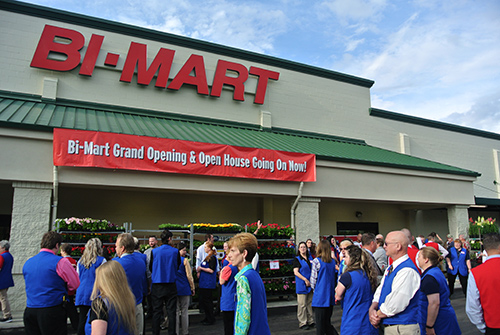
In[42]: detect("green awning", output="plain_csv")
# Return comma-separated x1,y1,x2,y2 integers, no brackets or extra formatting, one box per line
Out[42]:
0,94,480,177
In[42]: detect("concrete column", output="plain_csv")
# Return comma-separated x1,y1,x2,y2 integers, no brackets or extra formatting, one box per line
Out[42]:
9,181,53,312
295,197,321,245
447,205,470,239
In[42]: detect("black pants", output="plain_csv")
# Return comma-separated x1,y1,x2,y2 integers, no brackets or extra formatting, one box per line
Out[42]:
448,272,468,296
199,288,215,324
314,306,338,335
66,296,79,331
151,283,177,335
222,310,235,335
24,304,67,335
486,328,500,335
76,305,90,335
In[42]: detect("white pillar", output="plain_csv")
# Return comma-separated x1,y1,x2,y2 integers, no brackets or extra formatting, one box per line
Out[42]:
447,205,470,239
9,181,53,312
295,197,321,245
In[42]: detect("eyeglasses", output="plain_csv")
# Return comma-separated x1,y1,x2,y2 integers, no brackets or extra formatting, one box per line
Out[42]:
339,247,347,251
384,242,398,246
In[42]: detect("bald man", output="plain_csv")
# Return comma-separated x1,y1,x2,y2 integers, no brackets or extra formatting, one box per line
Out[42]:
369,231,421,335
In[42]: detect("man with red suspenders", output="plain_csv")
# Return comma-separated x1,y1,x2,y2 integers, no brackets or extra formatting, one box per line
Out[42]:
466,233,500,334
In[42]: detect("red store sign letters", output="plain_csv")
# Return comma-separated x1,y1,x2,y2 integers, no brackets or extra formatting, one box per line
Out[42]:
30,25,280,104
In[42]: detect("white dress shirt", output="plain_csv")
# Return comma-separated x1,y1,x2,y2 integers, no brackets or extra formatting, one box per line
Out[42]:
373,254,421,317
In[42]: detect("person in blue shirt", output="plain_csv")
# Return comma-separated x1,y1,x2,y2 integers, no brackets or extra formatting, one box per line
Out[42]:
176,242,195,335
293,241,314,330
0,240,14,323
335,245,378,335
369,231,421,333
113,233,148,335
418,247,461,335
228,232,271,335
23,231,80,335
445,239,471,296
85,260,136,335
310,239,338,335
220,242,238,335
76,238,106,335
149,229,181,335
196,241,218,325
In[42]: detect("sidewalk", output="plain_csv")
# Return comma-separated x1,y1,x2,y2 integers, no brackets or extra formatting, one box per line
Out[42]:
1,290,480,334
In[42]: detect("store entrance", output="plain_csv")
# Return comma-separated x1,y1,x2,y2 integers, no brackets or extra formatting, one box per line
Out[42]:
336,221,379,235
0,214,11,240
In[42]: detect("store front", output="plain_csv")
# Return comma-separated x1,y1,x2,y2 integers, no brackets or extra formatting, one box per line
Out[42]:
0,1,483,311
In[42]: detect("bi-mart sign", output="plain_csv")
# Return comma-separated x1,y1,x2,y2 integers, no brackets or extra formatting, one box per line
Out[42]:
31,25,280,104
53,128,316,182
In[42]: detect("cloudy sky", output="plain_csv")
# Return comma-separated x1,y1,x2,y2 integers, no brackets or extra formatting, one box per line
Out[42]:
24,0,500,133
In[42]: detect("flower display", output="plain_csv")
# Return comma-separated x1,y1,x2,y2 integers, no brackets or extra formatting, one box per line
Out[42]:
263,278,296,295
469,217,498,236
189,223,242,233
69,246,85,257
258,242,296,260
259,260,294,277
470,241,482,250
60,232,119,244
246,222,294,239
158,223,188,230
140,244,151,253
65,244,116,258
55,217,125,232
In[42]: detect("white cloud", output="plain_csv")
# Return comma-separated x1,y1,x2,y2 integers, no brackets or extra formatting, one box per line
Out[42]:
443,92,500,133
331,2,500,129
111,1,288,54
321,0,388,22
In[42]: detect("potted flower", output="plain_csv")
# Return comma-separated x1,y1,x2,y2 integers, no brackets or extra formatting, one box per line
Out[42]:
246,222,294,239
189,223,242,234
158,223,188,230
469,217,498,237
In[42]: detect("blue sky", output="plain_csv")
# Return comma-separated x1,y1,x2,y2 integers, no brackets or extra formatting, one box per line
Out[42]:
24,0,500,133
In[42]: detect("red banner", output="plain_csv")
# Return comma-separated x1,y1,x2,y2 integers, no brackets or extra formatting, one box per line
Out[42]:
53,128,316,182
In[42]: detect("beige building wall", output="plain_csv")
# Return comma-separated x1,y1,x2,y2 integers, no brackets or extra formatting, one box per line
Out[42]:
0,8,494,207
362,119,500,200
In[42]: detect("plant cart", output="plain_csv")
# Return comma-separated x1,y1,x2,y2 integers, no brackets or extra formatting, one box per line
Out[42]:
468,216,499,267
54,217,128,259
245,222,296,298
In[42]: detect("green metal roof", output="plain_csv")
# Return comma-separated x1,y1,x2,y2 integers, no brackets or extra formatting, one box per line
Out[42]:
0,95,479,177
371,108,500,141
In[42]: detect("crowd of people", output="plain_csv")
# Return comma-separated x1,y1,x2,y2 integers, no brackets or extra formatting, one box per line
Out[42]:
9,227,269,335
0,225,499,335
292,230,500,335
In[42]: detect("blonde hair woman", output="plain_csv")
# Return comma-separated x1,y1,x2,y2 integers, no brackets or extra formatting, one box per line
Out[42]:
86,260,136,335
310,239,338,335
75,238,106,335
335,245,378,334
